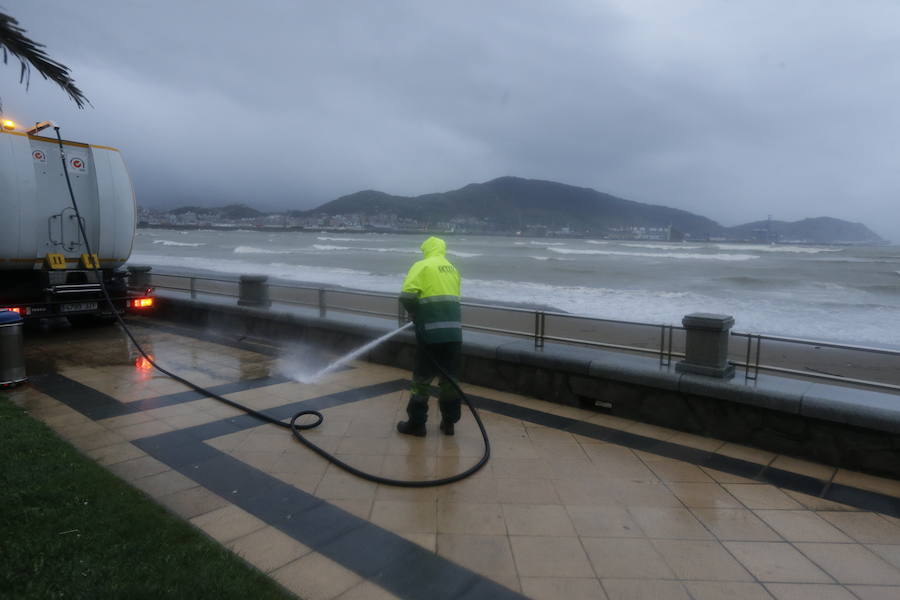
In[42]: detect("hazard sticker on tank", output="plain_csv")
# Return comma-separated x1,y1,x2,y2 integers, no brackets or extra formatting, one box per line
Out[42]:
68,156,87,172
32,149,46,162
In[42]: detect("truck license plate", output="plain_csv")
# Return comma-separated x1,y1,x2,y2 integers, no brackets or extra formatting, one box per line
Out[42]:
61,301,98,313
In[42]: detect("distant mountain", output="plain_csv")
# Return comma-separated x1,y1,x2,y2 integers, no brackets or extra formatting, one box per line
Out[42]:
156,177,885,243
726,217,884,244
305,176,724,236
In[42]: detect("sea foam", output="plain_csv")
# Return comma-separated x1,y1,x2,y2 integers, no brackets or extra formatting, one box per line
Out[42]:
233,246,296,254
548,248,760,261
152,240,205,247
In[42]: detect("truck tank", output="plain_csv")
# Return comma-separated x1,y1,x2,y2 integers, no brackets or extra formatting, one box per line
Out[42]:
0,127,148,321
0,129,135,269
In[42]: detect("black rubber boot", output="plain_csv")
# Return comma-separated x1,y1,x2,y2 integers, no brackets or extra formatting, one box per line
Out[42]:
397,420,427,437
439,421,455,436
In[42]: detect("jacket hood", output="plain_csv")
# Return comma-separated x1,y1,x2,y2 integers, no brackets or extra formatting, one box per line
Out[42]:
420,236,446,258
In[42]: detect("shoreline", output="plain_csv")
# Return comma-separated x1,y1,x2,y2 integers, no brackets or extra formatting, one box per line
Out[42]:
137,224,893,247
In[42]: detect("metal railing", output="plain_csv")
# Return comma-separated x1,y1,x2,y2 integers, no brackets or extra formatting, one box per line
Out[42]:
147,271,900,394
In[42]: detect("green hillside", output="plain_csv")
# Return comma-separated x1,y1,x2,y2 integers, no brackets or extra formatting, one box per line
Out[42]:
305,176,724,235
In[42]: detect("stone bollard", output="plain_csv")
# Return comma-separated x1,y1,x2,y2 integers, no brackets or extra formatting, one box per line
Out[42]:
676,313,735,379
238,274,271,308
127,265,153,291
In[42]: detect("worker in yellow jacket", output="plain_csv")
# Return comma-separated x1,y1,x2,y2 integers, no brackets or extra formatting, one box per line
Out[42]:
397,236,462,437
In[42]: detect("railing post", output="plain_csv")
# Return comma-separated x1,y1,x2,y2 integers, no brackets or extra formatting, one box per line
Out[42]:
237,275,271,308
534,311,545,349
676,313,735,379
190,277,196,300
318,288,326,318
659,325,674,367
754,335,762,380
659,325,666,366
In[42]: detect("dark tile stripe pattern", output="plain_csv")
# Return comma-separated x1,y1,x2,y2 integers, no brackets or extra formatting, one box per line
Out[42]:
34,375,525,600
31,372,292,420
468,393,900,518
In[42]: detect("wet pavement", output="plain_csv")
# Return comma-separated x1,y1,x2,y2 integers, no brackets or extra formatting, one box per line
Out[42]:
8,317,900,600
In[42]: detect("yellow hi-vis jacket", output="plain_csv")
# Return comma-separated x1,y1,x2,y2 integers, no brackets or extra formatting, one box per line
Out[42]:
399,236,462,344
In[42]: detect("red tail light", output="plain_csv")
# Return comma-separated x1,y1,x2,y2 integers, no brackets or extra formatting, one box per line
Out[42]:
130,297,154,309
4,307,25,315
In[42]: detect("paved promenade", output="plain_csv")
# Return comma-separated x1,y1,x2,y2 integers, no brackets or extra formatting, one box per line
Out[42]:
9,317,900,599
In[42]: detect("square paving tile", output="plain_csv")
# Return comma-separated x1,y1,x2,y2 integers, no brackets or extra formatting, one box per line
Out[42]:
846,585,900,600
509,535,595,578
436,534,520,591
764,583,857,600
692,508,782,541
754,510,853,543
723,484,804,509
794,542,900,585
581,537,673,579
369,500,436,534
666,482,743,509
645,458,715,483
271,552,362,600
156,485,230,520
227,525,312,573
521,577,608,600
189,504,267,544
684,581,773,600
652,539,753,581
628,506,712,540
565,505,643,538
495,477,560,504
818,512,900,545
601,579,691,600
868,544,900,570
502,503,576,536
723,541,832,583
436,502,507,535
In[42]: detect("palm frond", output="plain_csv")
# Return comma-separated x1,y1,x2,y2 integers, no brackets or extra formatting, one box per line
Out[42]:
0,12,90,108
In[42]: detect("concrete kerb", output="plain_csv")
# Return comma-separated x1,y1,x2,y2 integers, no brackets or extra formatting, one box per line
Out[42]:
148,292,900,477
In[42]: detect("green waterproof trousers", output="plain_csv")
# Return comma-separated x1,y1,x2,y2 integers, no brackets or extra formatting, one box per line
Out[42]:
405,341,462,426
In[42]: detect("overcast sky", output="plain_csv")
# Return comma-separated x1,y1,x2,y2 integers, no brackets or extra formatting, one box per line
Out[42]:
3,1,899,240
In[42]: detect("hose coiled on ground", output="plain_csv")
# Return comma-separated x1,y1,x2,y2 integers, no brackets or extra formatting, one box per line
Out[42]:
54,127,489,487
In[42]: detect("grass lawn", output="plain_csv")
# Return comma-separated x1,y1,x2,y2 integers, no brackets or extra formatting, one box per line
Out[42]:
0,395,296,599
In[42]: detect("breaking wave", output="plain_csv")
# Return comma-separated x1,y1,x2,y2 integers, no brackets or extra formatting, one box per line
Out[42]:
152,240,205,247
529,255,576,262
233,246,296,254
548,248,759,261
317,236,377,242
714,244,842,254
621,243,702,250
311,244,481,258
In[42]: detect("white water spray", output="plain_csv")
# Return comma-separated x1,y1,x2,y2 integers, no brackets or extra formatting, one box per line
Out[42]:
289,322,413,384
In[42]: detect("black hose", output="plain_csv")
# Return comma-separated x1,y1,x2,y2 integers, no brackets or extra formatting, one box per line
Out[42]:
53,128,489,487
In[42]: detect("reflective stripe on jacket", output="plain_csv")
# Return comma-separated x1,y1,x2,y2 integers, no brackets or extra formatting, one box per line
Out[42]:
400,236,462,344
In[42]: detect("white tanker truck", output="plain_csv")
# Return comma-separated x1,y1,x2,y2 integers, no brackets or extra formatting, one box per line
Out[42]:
0,121,152,323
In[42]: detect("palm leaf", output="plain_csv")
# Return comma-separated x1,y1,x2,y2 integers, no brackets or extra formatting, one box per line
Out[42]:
0,12,89,108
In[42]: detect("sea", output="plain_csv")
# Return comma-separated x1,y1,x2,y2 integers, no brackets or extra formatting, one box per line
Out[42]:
131,229,900,348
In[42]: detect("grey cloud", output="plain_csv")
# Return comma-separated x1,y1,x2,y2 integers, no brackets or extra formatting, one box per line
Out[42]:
3,0,899,240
